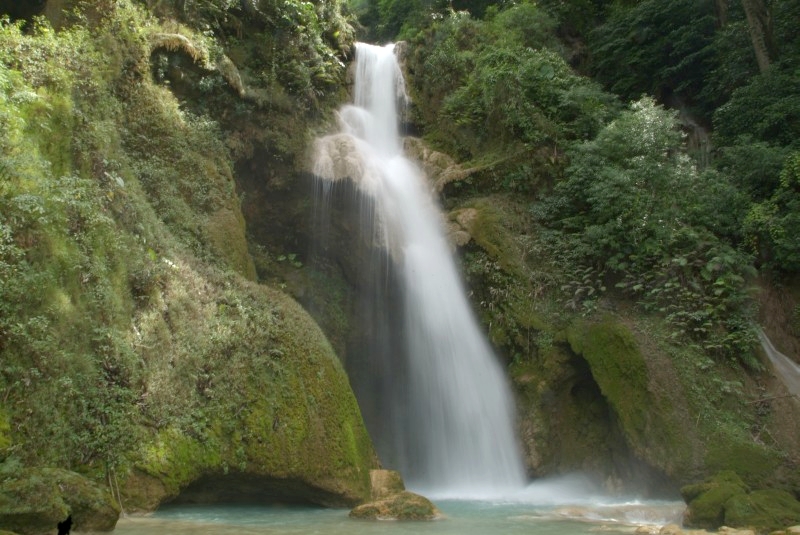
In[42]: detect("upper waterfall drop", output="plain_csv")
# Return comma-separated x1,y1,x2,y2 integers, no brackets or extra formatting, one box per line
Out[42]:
313,42,527,498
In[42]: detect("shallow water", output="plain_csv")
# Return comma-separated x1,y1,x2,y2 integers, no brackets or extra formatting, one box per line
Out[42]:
108,498,685,535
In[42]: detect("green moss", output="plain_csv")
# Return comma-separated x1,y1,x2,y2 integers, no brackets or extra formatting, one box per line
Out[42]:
681,470,749,503
683,471,800,532
564,318,697,481
137,428,222,497
685,482,746,529
0,409,9,454
462,197,527,278
128,276,374,508
705,440,781,489
724,489,800,532
207,207,256,280
567,320,649,437
0,475,67,535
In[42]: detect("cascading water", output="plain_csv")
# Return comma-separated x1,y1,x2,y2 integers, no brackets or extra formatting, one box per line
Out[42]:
313,43,526,498
757,327,800,399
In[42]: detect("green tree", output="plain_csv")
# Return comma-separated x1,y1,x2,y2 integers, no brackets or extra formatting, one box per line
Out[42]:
411,4,613,160
541,98,755,364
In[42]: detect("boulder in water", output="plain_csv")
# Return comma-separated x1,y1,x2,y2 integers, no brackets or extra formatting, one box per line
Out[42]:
349,470,439,520
349,490,440,520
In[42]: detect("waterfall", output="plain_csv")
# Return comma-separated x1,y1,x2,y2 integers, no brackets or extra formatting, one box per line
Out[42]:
313,43,526,498
757,328,800,399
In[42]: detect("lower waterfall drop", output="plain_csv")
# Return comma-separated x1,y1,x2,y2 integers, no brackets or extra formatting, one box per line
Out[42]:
313,42,526,498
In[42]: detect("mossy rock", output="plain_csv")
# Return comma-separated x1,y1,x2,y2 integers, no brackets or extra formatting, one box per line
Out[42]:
0,468,119,535
682,471,749,530
349,491,440,520
207,206,257,280
681,470,750,503
567,320,650,436
724,489,800,532
565,318,690,479
125,271,376,510
705,440,782,489
368,469,405,500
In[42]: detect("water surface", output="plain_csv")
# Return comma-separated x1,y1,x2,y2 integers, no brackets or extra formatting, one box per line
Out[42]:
109,498,685,535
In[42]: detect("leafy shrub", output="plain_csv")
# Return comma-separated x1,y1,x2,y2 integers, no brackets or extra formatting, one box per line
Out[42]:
743,152,800,273
409,5,616,165
713,69,800,149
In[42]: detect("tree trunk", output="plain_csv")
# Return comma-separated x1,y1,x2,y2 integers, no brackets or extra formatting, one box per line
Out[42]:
741,0,774,73
714,0,728,27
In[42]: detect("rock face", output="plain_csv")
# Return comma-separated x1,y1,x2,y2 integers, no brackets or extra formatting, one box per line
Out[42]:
0,468,119,535
349,470,440,520
565,320,695,481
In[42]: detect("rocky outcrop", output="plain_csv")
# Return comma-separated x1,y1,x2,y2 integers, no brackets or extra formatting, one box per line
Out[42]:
367,469,405,500
565,320,695,482
403,137,473,192
349,470,440,520
0,468,119,535
447,207,478,247
350,491,440,520
447,193,799,493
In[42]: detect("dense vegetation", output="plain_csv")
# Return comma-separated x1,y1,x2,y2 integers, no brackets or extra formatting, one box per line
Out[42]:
0,0,376,520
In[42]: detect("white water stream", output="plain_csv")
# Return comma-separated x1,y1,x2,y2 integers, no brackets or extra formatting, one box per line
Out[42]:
757,327,800,399
313,43,526,498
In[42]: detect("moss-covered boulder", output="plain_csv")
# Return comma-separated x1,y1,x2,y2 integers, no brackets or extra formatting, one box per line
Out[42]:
682,471,750,529
724,490,800,532
121,265,376,510
349,491,440,520
349,470,438,520
0,468,119,534
682,471,800,532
